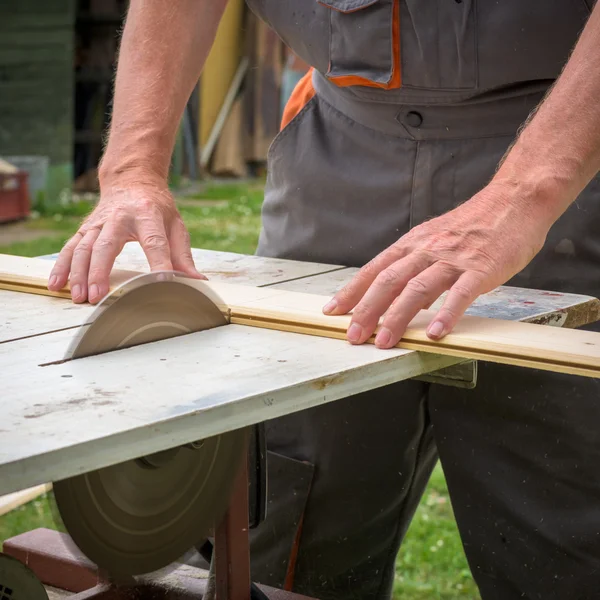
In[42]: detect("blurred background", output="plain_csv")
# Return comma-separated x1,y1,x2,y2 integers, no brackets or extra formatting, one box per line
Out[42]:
0,2,479,598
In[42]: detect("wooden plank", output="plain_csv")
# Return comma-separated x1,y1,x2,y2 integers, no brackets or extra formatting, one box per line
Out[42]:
27,251,600,329
203,281,600,378
200,57,249,169
2,256,600,377
212,96,247,177
0,250,344,343
0,253,138,297
0,484,51,517
272,268,600,329
0,325,459,496
199,0,245,148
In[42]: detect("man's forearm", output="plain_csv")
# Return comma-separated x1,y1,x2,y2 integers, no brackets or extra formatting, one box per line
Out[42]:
99,0,228,185
494,4,600,225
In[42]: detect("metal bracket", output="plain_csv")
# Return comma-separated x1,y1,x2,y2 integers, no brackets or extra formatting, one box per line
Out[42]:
413,360,478,389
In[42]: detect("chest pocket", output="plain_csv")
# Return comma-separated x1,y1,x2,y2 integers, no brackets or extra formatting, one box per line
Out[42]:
320,0,402,89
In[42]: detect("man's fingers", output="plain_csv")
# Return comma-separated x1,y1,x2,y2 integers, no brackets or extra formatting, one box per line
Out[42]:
137,216,173,273
48,231,84,291
426,271,485,340
323,246,408,316
345,254,433,344
374,264,459,349
169,218,206,279
87,223,128,304
69,228,101,303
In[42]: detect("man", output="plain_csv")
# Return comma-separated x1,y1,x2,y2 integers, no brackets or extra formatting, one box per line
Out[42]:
48,2,600,599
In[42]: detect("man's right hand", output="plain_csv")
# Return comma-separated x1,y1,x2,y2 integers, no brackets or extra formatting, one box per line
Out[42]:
47,180,204,304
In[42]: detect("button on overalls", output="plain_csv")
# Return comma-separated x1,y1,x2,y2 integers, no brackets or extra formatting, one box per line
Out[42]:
245,2,600,599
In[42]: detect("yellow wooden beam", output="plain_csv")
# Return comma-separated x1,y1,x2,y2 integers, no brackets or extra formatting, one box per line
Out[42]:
199,0,245,148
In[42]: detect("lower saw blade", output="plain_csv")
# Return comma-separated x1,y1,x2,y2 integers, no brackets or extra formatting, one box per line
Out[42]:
53,270,248,576
52,429,248,577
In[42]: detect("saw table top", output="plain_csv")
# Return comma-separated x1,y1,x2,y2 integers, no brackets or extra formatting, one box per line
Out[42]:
1,243,598,497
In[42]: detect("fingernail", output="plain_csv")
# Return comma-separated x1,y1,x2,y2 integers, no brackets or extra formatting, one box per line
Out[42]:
323,299,338,314
48,275,58,289
71,284,81,300
347,323,363,343
428,321,445,339
375,327,392,347
89,284,99,302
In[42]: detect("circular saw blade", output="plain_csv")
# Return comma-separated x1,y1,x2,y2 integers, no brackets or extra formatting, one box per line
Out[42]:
65,271,228,360
53,270,248,577
52,429,248,577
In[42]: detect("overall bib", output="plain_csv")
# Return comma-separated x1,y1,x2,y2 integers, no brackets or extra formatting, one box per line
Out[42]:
244,2,600,598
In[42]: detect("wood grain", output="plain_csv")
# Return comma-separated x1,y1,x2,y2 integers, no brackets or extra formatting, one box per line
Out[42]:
2,255,600,378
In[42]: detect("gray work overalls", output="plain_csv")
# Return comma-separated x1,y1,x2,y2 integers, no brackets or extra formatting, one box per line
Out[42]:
244,2,600,599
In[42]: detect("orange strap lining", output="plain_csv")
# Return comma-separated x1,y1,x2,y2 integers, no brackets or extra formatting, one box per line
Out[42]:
280,67,316,131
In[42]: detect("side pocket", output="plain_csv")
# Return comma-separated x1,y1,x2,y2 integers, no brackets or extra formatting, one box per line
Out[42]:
320,0,401,89
249,451,315,589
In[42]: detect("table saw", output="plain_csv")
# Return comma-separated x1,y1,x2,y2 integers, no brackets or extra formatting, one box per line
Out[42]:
1,243,599,600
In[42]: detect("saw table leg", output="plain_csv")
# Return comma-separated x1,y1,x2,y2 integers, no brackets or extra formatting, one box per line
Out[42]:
215,451,251,600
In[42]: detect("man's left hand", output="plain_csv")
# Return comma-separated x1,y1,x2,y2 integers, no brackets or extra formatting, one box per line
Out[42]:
322,182,552,348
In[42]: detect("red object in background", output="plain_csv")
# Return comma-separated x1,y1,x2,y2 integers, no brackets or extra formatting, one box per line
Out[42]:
0,171,30,223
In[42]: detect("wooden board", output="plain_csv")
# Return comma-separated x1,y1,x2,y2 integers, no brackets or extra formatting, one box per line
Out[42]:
0,249,345,343
202,281,600,379
30,249,600,330
199,0,245,149
0,253,138,298
0,484,51,517
0,325,459,497
273,268,600,329
2,255,600,379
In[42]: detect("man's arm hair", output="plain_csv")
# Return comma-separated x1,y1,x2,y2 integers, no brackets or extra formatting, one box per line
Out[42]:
99,0,228,187
494,3,600,225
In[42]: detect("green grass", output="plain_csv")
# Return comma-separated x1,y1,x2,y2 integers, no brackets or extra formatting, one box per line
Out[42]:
395,466,479,599
0,495,64,544
0,182,265,257
0,180,480,600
